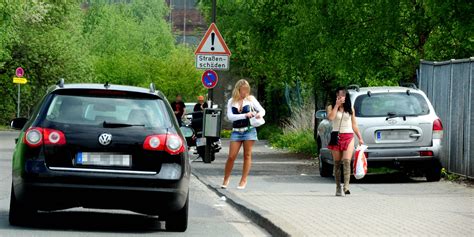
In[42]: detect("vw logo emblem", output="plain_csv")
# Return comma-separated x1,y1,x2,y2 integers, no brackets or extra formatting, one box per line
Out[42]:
98,133,112,146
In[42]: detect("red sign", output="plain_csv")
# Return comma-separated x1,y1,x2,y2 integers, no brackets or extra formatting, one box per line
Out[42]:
16,67,24,77
201,70,218,89
195,23,231,56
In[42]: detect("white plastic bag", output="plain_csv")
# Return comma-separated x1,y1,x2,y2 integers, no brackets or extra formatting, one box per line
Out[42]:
353,144,368,179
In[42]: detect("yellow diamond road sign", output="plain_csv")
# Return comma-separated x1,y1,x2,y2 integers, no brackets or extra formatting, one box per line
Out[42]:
13,77,27,84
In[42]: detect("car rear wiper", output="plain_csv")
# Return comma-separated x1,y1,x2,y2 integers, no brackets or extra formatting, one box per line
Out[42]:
386,112,418,121
103,121,145,128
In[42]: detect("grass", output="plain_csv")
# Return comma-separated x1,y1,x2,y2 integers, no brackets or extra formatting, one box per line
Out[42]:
441,168,461,181
270,129,317,156
253,102,318,157
0,125,12,131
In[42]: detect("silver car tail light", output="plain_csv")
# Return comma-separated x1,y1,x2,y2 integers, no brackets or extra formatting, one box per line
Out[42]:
432,119,443,139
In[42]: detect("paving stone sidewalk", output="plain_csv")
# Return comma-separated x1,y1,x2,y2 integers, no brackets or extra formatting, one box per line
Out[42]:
191,140,474,237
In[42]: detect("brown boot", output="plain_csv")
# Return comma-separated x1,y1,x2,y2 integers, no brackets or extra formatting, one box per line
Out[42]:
343,159,351,195
334,160,342,196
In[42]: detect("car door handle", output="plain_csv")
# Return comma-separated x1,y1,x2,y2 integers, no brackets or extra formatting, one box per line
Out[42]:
410,134,421,138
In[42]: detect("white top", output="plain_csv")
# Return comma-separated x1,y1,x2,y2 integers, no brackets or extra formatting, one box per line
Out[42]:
227,96,266,121
332,111,353,133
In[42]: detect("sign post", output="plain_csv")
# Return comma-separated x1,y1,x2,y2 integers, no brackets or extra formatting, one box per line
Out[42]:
13,67,27,117
195,0,232,163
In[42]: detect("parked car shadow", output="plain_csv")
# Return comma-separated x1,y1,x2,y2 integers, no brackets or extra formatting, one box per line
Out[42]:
319,172,426,184
351,172,425,184
0,209,164,233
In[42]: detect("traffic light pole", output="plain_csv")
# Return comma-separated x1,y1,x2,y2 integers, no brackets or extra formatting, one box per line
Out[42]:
204,0,217,163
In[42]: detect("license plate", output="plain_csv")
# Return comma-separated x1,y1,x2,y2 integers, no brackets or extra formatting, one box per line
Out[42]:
376,130,416,141
75,152,131,167
196,138,206,147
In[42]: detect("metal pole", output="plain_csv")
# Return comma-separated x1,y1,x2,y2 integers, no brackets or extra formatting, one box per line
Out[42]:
17,84,20,117
205,0,217,163
183,0,186,45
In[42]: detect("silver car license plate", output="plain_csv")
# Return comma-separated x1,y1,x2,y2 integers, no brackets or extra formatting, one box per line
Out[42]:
75,152,131,167
376,130,417,141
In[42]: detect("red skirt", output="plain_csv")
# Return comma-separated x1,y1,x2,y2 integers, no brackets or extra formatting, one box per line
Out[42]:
327,133,354,151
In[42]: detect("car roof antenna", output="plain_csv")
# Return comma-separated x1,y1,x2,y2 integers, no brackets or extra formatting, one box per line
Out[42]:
104,81,110,89
57,78,64,88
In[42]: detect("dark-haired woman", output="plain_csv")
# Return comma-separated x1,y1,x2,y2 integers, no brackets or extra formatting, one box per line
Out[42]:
327,87,364,196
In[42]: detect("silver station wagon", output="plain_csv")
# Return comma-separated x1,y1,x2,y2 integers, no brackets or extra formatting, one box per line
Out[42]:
316,84,443,181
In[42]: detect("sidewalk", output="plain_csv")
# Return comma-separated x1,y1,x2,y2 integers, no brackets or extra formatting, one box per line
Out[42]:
191,140,474,237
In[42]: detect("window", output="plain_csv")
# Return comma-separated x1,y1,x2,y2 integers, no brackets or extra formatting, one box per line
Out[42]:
45,95,171,128
354,92,430,117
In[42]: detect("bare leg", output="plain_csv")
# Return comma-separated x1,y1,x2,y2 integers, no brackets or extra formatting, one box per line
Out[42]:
331,150,343,196
223,141,243,187
342,138,355,194
239,140,255,187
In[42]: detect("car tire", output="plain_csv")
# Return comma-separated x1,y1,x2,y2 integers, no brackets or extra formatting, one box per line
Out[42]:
9,185,37,226
165,194,189,232
319,155,333,177
426,161,442,182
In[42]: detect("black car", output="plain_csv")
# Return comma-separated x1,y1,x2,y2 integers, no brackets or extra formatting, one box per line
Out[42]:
9,81,191,232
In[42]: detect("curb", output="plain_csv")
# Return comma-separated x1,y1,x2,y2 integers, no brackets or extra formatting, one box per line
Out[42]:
192,171,290,237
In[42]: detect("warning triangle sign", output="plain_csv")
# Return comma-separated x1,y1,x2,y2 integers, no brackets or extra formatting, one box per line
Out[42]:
195,23,232,56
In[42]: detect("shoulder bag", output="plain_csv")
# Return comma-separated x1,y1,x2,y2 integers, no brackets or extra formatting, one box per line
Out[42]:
328,112,344,145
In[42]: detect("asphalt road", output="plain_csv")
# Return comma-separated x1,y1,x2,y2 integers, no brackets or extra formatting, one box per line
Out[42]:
0,131,268,236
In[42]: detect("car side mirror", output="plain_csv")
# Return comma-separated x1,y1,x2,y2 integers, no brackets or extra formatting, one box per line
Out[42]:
10,118,28,130
180,126,195,138
315,110,327,119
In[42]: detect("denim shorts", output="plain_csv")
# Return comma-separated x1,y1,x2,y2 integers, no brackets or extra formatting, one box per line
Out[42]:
230,127,258,141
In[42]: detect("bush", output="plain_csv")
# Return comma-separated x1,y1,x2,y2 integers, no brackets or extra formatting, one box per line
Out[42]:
271,129,317,156
220,129,232,139
257,124,283,141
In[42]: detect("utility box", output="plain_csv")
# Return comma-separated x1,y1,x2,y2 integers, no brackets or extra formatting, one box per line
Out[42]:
203,108,221,137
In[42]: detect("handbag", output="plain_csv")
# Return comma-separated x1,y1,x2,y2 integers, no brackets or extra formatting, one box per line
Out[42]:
328,112,344,146
249,103,265,127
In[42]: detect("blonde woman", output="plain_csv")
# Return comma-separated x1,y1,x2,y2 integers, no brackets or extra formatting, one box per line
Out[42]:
222,79,265,189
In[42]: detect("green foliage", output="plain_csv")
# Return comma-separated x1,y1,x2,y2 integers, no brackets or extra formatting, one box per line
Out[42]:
0,0,203,125
270,129,317,157
441,168,461,181
220,129,231,139
257,124,283,141
199,0,474,123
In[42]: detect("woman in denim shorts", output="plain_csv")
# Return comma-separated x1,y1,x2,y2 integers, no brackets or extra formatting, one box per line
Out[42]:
221,79,265,189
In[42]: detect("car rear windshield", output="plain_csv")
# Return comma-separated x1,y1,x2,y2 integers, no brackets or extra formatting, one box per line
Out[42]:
45,94,172,128
354,92,430,117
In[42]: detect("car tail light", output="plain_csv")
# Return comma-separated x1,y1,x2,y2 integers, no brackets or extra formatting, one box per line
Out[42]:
432,119,443,139
420,151,434,156
144,134,166,151
364,152,369,158
24,128,43,147
165,134,185,155
143,134,185,155
23,127,66,147
43,128,66,145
